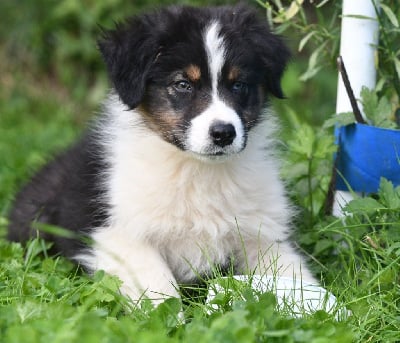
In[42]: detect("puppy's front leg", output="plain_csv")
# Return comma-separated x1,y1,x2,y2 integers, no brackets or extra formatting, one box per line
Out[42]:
237,238,317,284
81,235,180,305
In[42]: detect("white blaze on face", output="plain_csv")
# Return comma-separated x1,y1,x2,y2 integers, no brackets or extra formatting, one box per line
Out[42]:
186,21,245,157
205,21,225,97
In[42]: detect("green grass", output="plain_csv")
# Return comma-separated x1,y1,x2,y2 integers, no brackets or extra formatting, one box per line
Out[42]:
0,237,355,343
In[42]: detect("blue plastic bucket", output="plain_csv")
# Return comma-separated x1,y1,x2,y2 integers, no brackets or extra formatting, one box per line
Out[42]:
335,123,400,193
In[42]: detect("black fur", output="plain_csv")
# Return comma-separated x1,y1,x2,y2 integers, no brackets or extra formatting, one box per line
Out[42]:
8,133,107,257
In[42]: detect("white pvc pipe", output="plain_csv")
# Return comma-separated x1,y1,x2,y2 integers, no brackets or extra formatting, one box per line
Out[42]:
336,0,379,116
333,0,379,216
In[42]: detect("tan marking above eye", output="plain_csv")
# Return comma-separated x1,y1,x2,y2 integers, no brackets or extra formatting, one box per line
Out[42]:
228,66,240,81
185,64,201,82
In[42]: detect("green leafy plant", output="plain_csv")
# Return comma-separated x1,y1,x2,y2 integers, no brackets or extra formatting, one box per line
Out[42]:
325,86,399,129
360,86,398,129
282,123,336,225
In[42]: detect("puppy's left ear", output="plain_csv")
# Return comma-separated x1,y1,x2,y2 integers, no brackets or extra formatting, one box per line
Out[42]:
238,6,290,99
98,17,159,109
257,32,291,99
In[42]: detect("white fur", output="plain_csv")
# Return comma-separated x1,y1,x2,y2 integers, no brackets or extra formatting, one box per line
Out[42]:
204,21,225,95
77,94,315,304
186,21,245,156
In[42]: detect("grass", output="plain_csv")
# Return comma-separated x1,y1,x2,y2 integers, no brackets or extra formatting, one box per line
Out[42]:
0,237,354,343
1,42,400,343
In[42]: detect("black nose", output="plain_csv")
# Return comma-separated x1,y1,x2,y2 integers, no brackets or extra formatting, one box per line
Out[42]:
209,122,236,147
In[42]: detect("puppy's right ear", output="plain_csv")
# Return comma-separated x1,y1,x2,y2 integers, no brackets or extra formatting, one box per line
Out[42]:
98,18,158,109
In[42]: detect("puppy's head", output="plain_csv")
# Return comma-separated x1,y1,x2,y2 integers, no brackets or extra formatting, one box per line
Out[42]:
99,4,290,159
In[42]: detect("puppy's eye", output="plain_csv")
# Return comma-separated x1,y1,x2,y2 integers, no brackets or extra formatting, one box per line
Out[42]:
231,81,248,95
173,80,192,93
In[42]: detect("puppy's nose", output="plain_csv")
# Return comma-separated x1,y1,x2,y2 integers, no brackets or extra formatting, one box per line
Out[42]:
209,121,236,147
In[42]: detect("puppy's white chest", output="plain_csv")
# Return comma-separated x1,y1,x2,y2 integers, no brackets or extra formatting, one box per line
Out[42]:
109,150,243,240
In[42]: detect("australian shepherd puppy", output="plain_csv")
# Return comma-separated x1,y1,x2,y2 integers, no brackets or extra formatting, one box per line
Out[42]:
8,4,316,304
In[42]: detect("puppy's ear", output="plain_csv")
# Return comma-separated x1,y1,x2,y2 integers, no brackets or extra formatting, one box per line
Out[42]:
234,5,291,99
98,18,158,109
256,31,291,99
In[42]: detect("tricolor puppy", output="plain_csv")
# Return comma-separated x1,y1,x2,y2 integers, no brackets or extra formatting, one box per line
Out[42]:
8,4,316,304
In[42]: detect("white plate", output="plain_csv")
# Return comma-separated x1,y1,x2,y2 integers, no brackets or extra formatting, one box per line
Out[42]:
207,275,349,319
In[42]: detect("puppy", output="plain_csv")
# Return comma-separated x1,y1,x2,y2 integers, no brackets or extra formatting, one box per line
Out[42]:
8,4,316,304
